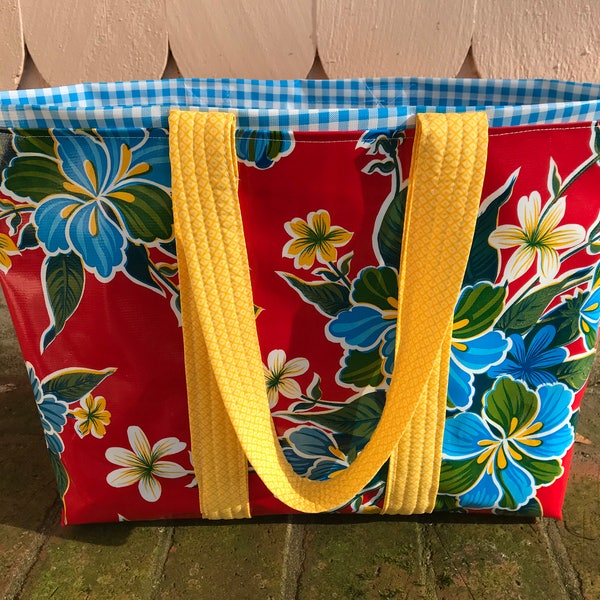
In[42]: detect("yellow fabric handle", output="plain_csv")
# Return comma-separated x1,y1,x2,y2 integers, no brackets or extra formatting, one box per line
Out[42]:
383,112,488,513
169,111,250,519
169,110,488,518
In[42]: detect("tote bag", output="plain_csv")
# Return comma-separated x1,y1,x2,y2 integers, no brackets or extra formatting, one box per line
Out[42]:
0,77,598,524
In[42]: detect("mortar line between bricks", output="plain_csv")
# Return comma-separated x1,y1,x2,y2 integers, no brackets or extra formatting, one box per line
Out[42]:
279,517,306,600
431,524,478,600
3,499,62,600
416,523,438,599
538,518,584,600
148,525,175,600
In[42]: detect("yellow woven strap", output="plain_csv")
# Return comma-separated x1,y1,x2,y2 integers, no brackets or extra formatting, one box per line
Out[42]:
383,112,488,513
170,111,250,519
169,110,488,518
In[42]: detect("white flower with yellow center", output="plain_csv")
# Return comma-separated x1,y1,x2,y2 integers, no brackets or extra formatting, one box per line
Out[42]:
106,426,187,502
264,349,309,408
489,191,585,282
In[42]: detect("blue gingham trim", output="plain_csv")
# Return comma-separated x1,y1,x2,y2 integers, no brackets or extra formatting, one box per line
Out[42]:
1,77,600,130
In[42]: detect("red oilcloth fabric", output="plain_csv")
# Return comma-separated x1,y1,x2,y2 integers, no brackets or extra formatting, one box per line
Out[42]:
0,119,598,524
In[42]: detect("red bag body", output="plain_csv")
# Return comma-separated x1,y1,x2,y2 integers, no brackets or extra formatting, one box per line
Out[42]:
0,120,598,524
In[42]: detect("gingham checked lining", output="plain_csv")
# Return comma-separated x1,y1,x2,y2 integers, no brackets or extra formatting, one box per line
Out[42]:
1,77,600,130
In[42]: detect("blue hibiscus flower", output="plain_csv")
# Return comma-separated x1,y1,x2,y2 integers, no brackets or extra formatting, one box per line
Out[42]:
327,303,397,377
448,283,509,411
488,325,566,388
441,377,574,511
235,130,294,169
327,266,399,384
27,129,172,280
449,330,509,411
282,426,349,481
27,362,68,454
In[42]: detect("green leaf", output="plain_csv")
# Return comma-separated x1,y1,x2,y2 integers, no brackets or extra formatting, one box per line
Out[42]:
495,496,542,517
550,159,561,197
279,272,350,316
124,242,161,292
17,222,39,250
593,263,600,288
588,213,600,254
160,239,177,257
438,457,486,495
374,138,396,156
12,130,57,156
307,374,322,401
367,160,395,175
587,217,600,253
338,252,353,276
462,172,517,287
42,252,84,350
584,325,598,351
7,212,21,235
42,327,57,350
496,267,593,335
352,266,398,310
346,445,359,465
157,263,178,278
516,453,563,487
286,389,385,440
339,347,385,388
0,132,16,181
570,409,580,432
107,183,173,242
313,268,340,282
485,377,538,435
534,293,586,348
594,122,600,156
497,470,525,510
288,401,315,413
376,186,407,269
48,448,69,500
547,353,597,390
0,196,15,210
3,154,67,203
42,367,115,403
434,495,463,513
453,283,506,339
329,432,368,459
266,131,283,160
350,496,362,512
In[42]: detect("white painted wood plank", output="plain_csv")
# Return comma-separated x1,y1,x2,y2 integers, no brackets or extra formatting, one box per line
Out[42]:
0,0,24,89
473,0,600,81
20,0,169,86
317,0,476,78
168,0,315,78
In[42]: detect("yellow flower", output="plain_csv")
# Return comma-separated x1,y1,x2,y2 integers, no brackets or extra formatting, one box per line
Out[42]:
264,349,309,408
71,394,111,438
0,233,20,272
106,426,187,502
489,191,585,282
283,210,352,269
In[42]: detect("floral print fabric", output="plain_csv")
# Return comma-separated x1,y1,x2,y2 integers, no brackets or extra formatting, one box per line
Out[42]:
0,121,598,523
